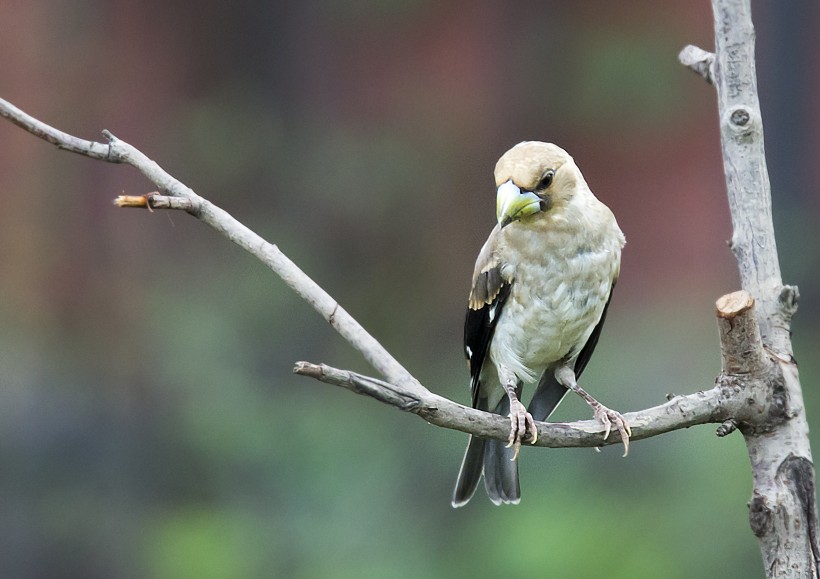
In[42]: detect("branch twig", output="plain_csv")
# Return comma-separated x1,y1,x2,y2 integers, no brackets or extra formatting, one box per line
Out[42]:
114,192,196,212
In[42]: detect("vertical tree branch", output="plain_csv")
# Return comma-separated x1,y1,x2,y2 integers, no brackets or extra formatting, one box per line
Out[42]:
711,0,793,354
682,1,818,576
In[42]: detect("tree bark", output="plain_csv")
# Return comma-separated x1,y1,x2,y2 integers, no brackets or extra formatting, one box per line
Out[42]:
682,1,818,576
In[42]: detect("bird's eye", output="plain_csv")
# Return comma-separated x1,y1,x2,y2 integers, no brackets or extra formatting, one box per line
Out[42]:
538,170,555,190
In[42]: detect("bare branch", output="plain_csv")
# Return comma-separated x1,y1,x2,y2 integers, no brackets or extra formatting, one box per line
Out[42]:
709,3,789,353
0,97,424,402
294,361,732,449
113,192,197,212
293,361,422,412
0,97,113,160
681,1,819,575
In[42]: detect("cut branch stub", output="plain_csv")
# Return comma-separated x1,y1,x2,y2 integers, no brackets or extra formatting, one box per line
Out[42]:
714,290,783,438
716,290,766,375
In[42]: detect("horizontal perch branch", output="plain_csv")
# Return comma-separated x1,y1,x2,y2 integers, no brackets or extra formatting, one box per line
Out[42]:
290,289,778,449
294,361,734,448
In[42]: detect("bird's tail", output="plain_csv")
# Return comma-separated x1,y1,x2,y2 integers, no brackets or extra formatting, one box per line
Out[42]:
482,440,519,505
451,435,486,507
528,373,569,422
452,396,520,507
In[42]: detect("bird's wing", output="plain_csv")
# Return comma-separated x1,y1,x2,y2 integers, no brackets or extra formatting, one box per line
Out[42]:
464,227,511,408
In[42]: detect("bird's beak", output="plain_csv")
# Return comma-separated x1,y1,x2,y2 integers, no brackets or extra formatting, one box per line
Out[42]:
496,179,542,227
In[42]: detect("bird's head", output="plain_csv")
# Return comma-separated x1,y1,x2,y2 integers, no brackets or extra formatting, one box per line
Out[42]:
494,141,581,227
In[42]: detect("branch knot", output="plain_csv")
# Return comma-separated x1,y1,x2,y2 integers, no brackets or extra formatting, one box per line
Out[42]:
723,105,761,138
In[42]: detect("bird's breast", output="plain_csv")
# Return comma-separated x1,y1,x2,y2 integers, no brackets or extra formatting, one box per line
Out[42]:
489,224,620,384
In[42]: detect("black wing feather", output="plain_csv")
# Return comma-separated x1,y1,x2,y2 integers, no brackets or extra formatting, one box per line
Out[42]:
464,280,511,408
454,253,515,507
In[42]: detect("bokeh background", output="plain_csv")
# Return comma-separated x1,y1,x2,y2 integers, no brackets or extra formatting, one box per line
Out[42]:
1,1,819,577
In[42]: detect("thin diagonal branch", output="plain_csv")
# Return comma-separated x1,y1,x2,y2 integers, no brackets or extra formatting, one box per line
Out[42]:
0,97,423,400
0,98,113,159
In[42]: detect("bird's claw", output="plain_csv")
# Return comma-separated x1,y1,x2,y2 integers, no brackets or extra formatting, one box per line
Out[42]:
505,399,538,461
593,404,632,457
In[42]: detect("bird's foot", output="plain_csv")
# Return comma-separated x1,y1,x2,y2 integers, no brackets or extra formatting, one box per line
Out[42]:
592,403,632,457
505,398,538,461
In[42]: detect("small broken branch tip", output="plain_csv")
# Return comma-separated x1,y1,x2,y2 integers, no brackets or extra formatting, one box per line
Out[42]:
678,44,716,85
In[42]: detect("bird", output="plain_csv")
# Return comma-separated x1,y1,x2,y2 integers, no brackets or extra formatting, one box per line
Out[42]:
452,141,628,507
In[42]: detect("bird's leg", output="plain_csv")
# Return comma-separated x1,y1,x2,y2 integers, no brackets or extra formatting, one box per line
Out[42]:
499,375,538,461
554,365,632,457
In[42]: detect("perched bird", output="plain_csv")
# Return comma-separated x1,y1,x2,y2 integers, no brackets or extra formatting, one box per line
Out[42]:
452,141,628,507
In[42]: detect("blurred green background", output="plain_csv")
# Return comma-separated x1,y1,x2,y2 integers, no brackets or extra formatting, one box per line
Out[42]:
1,1,819,577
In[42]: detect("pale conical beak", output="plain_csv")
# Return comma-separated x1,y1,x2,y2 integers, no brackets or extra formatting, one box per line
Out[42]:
496,179,542,227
